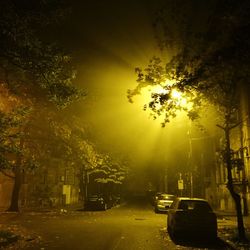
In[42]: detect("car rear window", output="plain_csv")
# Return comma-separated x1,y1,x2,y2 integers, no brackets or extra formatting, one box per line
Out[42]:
159,194,175,200
178,200,212,211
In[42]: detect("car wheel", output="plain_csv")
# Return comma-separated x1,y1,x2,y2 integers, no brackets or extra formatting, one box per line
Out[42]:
167,226,171,235
168,227,178,239
154,207,159,213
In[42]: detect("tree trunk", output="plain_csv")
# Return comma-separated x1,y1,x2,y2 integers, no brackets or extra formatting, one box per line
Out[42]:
225,127,247,241
7,166,22,212
240,123,249,216
242,187,248,216
7,136,24,212
84,170,88,201
79,166,85,206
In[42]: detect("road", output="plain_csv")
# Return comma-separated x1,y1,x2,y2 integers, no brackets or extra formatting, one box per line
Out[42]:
4,198,235,250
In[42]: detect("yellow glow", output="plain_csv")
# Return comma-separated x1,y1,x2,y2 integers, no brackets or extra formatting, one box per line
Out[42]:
171,89,189,108
74,20,198,171
136,83,192,121
171,89,182,99
151,85,168,95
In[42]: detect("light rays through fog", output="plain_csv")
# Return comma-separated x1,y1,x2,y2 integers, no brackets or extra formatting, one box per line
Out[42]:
78,61,168,167
73,0,218,171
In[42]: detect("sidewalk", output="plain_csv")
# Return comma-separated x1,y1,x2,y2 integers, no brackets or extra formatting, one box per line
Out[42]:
216,210,250,229
216,211,250,249
0,203,84,213
0,204,86,249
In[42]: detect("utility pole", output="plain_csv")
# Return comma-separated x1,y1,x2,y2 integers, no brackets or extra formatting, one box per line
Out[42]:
188,121,193,198
190,172,193,198
239,146,248,216
164,167,168,193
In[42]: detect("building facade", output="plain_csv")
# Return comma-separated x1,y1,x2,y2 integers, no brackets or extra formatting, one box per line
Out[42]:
207,84,250,213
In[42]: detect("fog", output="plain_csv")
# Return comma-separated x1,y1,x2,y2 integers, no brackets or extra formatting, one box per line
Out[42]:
61,0,221,191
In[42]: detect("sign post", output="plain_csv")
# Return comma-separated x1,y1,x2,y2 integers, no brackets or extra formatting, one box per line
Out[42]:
178,179,184,196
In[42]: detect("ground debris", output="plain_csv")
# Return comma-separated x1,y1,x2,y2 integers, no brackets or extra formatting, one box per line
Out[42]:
0,230,18,247
219,227,250,250
0,224,41,249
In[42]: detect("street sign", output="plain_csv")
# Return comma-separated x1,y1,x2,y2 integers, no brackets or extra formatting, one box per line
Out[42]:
178,179,184,190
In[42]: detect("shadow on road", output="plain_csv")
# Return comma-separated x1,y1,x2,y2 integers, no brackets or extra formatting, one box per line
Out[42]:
170,235,235,249
124,195,151,208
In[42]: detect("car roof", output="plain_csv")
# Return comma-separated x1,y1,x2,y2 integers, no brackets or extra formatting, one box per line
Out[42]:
159,193,175,196
176,197,208,202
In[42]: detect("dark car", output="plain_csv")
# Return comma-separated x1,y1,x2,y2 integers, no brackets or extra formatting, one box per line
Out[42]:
167,197,217,240
85,195,107,211
154,194,175,213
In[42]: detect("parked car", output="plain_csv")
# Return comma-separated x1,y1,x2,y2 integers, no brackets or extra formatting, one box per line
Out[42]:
152,192,163,206
154,194,176,213
167,197,217,240
103,194,115,209
85,195,107,211
112,195,121,206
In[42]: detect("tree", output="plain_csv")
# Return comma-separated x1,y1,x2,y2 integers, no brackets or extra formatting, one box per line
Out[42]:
0,0,83,211
32,109,129,208
0,84,34,211
128,0,250,242
68,132,128,204
0,0,82,106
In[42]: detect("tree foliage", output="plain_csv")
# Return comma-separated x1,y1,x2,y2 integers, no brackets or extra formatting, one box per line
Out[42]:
0,0,84,174
128,0,250,126
0,0,85,211
0,0,83,107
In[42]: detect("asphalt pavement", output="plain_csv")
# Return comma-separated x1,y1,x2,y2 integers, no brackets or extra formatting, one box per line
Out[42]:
0,203,250,249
